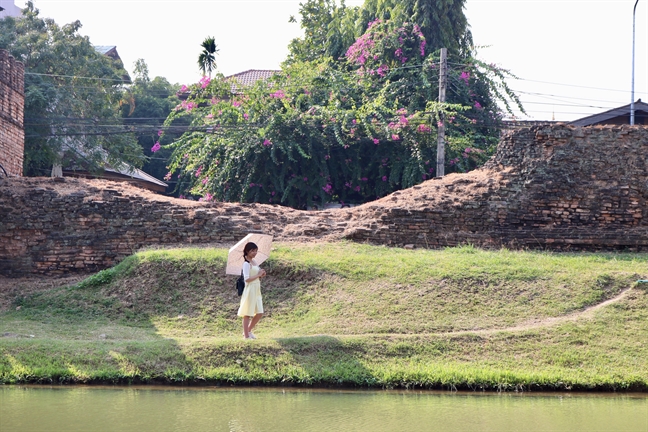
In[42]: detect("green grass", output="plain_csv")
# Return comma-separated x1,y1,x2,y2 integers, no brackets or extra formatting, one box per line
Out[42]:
1,242,647,390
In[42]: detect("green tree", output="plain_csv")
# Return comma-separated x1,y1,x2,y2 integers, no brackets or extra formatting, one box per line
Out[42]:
197,36,219,78
358,0,472,55
286,0,359,65
120,59,180,185
0,2,143,176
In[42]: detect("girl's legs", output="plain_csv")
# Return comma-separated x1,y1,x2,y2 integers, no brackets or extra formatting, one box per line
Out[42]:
242,316,251,338
248,313,263,334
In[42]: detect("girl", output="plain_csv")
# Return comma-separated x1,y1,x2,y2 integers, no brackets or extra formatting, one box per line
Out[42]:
237,242,267,339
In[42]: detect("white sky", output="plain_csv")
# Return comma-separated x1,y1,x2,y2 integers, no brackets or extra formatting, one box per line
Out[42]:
12,0,648,121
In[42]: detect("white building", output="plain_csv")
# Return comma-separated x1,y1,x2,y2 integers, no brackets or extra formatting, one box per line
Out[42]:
0,0,22,19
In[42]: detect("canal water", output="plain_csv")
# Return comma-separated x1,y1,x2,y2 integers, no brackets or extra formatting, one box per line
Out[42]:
1,386,646,431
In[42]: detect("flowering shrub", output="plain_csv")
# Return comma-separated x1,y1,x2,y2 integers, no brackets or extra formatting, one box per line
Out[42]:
159,19,521,208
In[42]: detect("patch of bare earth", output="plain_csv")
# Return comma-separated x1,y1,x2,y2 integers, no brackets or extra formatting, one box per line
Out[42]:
0,274,88,312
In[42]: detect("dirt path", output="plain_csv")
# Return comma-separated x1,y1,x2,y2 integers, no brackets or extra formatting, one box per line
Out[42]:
0,275,637,336
457,286,634,336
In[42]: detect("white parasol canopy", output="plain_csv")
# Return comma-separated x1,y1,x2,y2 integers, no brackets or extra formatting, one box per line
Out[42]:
226,233,273,275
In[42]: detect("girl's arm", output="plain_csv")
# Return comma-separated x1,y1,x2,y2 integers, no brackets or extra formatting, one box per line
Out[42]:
243,261,264,283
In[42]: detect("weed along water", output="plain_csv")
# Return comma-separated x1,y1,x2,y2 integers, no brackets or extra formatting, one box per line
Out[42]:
1,386,646,432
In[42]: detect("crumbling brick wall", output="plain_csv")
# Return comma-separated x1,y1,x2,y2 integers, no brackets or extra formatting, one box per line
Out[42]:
0,124,646,276
0,49,24,177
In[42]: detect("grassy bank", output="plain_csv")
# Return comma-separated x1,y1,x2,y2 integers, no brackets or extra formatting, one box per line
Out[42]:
1,243,647,390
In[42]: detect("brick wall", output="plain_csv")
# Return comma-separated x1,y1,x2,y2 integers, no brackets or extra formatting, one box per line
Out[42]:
0,49,25,177
1,124,647,276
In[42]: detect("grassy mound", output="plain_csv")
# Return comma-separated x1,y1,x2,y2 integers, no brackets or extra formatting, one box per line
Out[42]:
1,243,647,390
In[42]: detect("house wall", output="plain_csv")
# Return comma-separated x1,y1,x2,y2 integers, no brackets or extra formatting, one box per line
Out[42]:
1,124,647,276
0,49,25,177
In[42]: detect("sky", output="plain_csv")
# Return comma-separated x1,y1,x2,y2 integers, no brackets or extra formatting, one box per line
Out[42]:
7,0,648,122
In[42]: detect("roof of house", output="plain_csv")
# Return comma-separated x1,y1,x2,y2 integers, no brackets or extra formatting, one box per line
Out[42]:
62,143,167,189
105,164,168,188
569,99,648,126
94,46,117,56
224,69,280,93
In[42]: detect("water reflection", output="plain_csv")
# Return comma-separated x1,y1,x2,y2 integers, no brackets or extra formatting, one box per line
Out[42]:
1,386,646,432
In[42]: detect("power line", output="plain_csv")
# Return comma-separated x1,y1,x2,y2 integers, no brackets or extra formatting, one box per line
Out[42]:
25,71,126,83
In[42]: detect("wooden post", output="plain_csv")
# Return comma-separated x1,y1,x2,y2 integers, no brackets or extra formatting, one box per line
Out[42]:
436,48,447,177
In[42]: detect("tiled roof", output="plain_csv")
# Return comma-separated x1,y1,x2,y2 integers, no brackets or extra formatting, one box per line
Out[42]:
224,69,279,92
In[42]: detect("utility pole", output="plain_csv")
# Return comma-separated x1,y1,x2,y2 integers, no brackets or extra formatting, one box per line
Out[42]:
436,48,447,177
631,0,639,125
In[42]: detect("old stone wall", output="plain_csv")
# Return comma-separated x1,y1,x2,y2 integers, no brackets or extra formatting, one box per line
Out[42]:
1,124,647,276
0,49,24,177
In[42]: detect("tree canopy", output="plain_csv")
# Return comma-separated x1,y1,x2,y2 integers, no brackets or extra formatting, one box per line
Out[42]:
0,2,143,176
119,59,180,184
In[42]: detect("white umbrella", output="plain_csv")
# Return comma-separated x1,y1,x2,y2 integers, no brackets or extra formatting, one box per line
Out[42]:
226,233,273,275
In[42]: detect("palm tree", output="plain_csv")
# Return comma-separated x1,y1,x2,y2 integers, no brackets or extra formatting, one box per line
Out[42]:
197,36,219,78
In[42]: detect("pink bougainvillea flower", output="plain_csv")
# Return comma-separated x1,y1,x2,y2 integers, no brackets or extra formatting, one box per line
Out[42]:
202,177,209,185
206,113,214,119
474,101,482,109
232,100,241,107
322,184,333,195
417,124,432,133
382,176,387,182
179,195,185,199
151,142,161,153
157,130,163,137
270,90,286,99
391,134,400,141
263,139,272,147
199,76,211,89
303,177,308,182
373,138,380,145
164,172,172,181
243,113,249,120
361,177,368,182
204,193,213,201
324,154,330,160
437,121,444,128
195,166,203,177
465,147,472,154
354,186,361,192
460,71,470,85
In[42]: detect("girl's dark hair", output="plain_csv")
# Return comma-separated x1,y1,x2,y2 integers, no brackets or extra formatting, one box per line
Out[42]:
243,242,258,259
